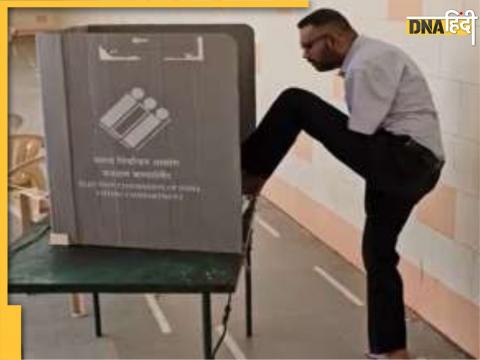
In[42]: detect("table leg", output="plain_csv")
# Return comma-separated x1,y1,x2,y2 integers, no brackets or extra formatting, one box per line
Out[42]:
245,242,253,337
202,292,213,359
93,293,102,337
69,294,87,317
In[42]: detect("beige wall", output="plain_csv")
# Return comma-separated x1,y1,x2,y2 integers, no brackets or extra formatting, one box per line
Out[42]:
10,1,479,356
9,9,62,34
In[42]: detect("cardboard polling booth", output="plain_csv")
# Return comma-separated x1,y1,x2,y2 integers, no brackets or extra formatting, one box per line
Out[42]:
37,25,255,253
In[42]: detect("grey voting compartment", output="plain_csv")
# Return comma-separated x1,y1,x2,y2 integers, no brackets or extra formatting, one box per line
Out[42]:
37,24,255,253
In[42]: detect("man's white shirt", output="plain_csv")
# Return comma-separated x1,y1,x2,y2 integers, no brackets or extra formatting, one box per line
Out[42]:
340,35,445,160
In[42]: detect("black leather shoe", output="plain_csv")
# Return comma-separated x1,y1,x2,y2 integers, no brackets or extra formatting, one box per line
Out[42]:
242,171,268,196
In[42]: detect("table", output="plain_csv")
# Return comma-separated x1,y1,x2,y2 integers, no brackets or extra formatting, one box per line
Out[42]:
9,200,256,359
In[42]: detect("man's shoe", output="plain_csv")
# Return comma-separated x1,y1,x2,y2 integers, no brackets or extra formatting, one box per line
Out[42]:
242,171,268,196
365,353,388,359
365,349,412,359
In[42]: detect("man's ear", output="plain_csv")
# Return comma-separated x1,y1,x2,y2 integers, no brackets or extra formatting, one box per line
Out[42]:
325,33,336,51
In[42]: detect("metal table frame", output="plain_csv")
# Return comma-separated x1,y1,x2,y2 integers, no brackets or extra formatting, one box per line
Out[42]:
9,200,256,359
88,249,253,359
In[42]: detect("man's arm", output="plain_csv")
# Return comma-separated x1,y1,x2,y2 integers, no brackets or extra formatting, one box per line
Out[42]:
345,53,405,135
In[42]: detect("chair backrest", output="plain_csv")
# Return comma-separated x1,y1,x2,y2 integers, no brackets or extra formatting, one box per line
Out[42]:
9,134,46,190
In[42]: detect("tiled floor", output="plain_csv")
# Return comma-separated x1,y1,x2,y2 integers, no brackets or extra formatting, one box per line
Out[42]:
8,36,473,359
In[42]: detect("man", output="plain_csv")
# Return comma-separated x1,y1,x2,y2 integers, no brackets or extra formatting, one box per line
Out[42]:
241,8,444,359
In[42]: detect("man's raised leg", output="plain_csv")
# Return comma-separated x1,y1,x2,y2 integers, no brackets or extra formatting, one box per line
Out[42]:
241,87,371,195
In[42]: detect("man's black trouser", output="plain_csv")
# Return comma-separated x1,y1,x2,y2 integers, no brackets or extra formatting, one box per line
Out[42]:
241,88,443,354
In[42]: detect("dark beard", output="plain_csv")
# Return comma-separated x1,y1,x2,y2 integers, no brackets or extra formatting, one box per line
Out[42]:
312,60,338,72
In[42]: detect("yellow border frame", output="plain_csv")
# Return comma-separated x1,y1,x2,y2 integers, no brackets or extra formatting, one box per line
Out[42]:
0,1,308,359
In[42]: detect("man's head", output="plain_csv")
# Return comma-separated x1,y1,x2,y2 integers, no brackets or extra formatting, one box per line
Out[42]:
298,8,357,72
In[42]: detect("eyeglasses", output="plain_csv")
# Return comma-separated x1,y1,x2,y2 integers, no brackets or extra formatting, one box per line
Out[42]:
301,34,329,50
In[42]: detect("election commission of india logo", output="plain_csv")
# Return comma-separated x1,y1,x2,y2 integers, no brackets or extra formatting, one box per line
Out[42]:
406,9,478,45
99,87,172,151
